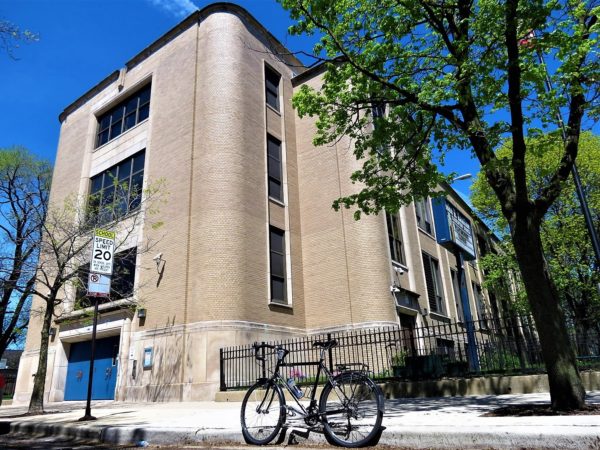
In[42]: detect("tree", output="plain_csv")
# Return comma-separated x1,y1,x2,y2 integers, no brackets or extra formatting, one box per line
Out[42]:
280,0,599,409
0,148,51,357
472,132,600,352
0,19,38,59
27,179,165,415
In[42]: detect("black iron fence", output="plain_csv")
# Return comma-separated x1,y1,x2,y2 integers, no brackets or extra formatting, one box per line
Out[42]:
219,316,600,391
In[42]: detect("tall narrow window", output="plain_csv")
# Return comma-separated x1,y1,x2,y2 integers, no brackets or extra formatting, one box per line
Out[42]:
451,270,465,322
88,151,145,225
414,197,434,235
265,66,280,111
96,84,151,147
386,212,405,265
472,283,489,329
267,135,283,202
269,227,286,304
422,253,445,314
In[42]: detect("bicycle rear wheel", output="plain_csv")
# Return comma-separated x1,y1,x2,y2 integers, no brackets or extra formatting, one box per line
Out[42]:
241,381,285,445
319,373,384,447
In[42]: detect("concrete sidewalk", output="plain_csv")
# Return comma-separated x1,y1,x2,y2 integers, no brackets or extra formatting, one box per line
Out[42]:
0,391,599,449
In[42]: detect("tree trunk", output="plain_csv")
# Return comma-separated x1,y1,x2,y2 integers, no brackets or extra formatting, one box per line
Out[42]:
28,298,54,415
512,222,586,410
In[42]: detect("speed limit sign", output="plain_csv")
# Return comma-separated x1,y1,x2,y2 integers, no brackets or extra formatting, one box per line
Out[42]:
90,229,116,275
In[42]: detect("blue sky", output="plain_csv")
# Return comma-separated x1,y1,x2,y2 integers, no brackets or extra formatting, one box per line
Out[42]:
0,0,478,196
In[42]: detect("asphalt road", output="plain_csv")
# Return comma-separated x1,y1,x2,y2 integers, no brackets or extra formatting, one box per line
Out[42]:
0,432,136,449
0,433,407,450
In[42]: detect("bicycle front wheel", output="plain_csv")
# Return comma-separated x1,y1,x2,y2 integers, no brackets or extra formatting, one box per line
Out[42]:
319,373,384,447
241,381,285,445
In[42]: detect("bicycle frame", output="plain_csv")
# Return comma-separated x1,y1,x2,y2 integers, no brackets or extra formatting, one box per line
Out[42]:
245,341,385,448
267,347,338,422
271,350,333,417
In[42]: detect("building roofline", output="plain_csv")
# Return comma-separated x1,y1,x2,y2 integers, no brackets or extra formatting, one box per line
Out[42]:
59,2,306,123
291,61,327,86
291,56,349,87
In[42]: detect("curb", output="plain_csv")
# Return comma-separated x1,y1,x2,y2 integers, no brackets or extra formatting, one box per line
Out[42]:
7,421,245,446
380,427,600,450
5,420,600,449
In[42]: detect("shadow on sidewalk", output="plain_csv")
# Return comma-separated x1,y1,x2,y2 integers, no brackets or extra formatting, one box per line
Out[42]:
382,391,600,418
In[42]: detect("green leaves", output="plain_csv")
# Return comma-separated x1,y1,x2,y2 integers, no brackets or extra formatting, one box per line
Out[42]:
280,0,598,222
472,132,600,321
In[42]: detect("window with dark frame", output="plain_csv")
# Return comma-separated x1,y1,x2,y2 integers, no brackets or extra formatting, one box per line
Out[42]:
451,269,465,322
75,248,137,308
265,66,280,111
88,151,145,225
414,197,434,235
96,84,151,147
472,282,489,329
436,338,455,358
267,135,283,202
422,252,445,314
386,212,405,265
269,227,286,304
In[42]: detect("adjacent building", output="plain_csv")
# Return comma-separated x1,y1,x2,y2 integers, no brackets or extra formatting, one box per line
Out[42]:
14,3,503,404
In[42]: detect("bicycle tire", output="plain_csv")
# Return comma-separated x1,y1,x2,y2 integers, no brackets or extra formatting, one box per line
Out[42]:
319,372,384,448
241,381,286,445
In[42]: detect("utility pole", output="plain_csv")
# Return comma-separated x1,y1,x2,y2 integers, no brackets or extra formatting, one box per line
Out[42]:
532,31,600,290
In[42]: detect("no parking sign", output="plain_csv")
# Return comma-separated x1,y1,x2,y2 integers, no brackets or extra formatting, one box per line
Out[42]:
87,272,111,297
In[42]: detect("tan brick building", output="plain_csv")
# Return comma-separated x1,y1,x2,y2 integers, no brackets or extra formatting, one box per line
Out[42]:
14,3,500,404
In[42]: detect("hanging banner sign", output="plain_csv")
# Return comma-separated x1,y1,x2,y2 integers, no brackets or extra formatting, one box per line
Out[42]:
90,229,115,275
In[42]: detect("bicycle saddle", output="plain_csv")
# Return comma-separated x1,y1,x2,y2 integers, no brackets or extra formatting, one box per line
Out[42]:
312,339,338,349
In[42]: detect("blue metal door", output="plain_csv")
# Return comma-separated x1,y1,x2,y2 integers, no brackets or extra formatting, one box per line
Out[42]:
64,335,120,401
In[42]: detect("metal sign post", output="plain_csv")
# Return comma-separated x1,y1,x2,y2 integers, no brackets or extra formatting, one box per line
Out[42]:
79,229,115,422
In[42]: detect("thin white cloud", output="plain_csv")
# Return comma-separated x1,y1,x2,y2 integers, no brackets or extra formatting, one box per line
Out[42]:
147,0,198,19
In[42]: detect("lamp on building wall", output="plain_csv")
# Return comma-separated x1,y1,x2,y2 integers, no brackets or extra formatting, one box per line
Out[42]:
137,308,147,319
153,253,164,273
49,327,57,338
393,266,405,275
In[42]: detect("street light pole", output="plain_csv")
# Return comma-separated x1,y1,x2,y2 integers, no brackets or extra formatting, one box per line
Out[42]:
532,31,600,278
79,295,99,421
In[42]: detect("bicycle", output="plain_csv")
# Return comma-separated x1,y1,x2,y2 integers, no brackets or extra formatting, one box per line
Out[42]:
240,339,385,447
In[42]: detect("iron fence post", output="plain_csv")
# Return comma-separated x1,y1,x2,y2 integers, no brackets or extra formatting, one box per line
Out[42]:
219,348,226,391
261,341,266,379
327,333,334,372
